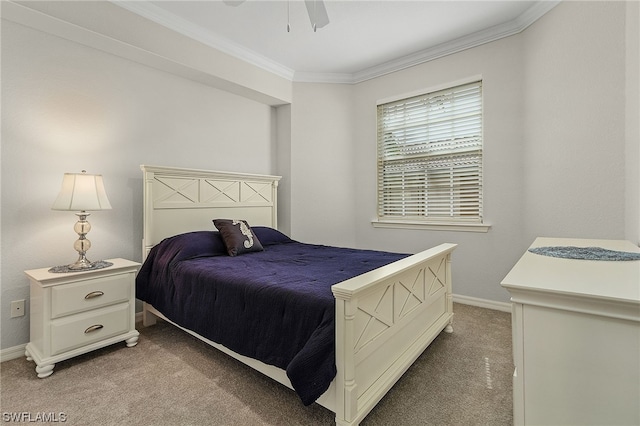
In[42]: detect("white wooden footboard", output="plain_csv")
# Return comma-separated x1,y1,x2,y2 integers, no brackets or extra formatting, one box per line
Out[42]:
331,243,457,426
141,243,456,425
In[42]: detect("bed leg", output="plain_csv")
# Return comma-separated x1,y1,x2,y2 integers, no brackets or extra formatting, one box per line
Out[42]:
142,303,157,327
444,314,454,333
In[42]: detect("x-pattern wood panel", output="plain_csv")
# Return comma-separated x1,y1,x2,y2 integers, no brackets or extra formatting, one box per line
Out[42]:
397,267,426,320
354,284,394,351
201,179,240,203
154,177,199,204
426,257,447,296
154,177,273,207
353,257,448,352
241,181,272,203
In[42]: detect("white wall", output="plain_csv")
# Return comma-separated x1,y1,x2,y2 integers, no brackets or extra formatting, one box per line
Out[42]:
626,0,640,245
351,36,526,303
288,82,357,247
522,1,627,243
1,19,275,349
275,104,292,236
10,1,292,106
291,1,634,304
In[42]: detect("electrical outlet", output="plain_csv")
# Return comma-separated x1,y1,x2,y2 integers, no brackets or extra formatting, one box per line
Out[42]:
11,300,25,318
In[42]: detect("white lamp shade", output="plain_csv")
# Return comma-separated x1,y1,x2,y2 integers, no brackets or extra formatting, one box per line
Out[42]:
52,172,112,211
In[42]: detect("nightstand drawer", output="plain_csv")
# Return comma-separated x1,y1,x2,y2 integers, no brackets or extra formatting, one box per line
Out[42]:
51,274,131,318
50,303,130,355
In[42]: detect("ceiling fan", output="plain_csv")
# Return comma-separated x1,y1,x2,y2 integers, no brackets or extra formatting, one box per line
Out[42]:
223,0,330,32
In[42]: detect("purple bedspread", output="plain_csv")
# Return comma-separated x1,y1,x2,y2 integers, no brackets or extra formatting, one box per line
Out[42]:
135,227,407,405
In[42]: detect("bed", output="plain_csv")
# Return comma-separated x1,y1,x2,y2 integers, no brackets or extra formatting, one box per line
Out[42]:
137,165,457,426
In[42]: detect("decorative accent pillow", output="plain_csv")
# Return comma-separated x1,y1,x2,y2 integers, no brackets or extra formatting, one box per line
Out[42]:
213,219,264,256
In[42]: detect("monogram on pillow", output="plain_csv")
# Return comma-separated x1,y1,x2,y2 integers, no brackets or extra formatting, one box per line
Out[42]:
232,219,254,248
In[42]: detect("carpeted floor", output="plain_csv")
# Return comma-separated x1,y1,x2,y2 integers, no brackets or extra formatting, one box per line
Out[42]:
0,303,513,425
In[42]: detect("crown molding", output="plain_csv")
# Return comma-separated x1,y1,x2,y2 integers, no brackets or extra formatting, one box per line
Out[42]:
114,1,561,85
351,0,562,83
113,1,296,81
3,1,291,105
516,0,562,29
293,71,354,84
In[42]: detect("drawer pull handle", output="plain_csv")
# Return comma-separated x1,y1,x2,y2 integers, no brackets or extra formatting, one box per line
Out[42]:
84,291,104,300
84,324,104,334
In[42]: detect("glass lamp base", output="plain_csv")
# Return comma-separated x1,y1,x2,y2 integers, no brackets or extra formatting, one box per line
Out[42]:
68,256,94,270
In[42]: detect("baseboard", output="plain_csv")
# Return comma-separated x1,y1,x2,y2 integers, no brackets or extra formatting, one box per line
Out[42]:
0,343,27,363
453,294,512,313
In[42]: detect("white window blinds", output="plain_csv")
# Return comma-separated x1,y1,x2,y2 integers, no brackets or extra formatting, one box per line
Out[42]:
377,81,483,223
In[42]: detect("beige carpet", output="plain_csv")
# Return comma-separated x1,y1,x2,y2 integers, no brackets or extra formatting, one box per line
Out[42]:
1,303,513,425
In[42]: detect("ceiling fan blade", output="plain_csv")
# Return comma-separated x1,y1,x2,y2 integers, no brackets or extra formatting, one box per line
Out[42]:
304,0,330,30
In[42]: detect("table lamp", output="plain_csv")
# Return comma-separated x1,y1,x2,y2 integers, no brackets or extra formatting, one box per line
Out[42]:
50,170,112,272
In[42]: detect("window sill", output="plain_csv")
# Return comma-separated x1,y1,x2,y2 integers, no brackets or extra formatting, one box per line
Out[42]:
371,219,491,233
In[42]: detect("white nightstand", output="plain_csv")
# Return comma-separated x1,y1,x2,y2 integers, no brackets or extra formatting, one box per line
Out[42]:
24,258,140,378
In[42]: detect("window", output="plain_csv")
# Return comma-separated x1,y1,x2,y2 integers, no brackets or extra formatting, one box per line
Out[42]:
375,81,487,232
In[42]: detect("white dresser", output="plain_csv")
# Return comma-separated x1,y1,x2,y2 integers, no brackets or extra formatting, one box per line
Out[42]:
24,258,140,378
501,238,640,426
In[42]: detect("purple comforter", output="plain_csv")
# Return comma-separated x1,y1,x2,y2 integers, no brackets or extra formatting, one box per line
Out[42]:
135,227,407,405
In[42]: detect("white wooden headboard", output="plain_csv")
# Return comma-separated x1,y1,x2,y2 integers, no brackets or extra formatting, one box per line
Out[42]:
141,165,281,259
